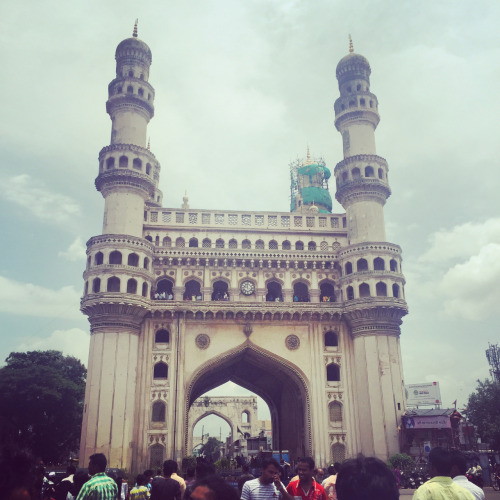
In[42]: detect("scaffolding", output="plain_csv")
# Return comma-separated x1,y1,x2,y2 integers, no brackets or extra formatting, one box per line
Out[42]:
289,156,329,212
486,342,500,383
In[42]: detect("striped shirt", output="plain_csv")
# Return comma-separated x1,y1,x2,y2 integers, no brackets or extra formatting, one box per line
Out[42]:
241,478,283,500
129,485,150,500
76,472,118,500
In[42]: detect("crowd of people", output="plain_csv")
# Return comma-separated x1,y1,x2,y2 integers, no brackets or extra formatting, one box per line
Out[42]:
2,447,496,500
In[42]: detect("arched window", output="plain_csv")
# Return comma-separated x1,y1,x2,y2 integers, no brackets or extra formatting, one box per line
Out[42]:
325,331,338,347
345,262,353,275
346,286,354,300
378,168,384,179
266,281,283,302
255,240,264,249
155,329,170,343
189,238,199,248
282,240,291,250
155,279,173,299
329,401,343,423
152,401,166,422
144,257,150,270
229,239,237,249
127,85,133,94
241,411,250,423
326,363,340,382
342,171,348,182
365,166,374,177
357,258,368,271
150,444,164,469
360,98,366,106
145,235,153,242
308,242,317,251
320,282,335,302
95,252,104,265
242,239,251,249
146,163,151,175
295,241,304,251
106,157,115,169
376,282,387,296
390,259,398,272
128,253,139,266
212,280,229,301
92,278,101,293
107,277,120,292
119,155,128,168
293,282,309,302
374,257,385,271
128,70,134,77
320,241,328,251
176,237,185,248
127,279,137,294
184,280,201,300
153,362,168,379
215,239,225,248
332,443,346,463
162,237,171,247
142,282,148,297
109,251,122,264
359,283,370,297
393,284,400,298
155,236,160,246
269,240,278,250
200,238,211,248
352,168,361,179
138,88,144,97
133,158,142,170
349,100,356,107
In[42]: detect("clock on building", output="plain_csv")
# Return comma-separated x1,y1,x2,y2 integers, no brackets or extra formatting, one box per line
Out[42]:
240,280,255,295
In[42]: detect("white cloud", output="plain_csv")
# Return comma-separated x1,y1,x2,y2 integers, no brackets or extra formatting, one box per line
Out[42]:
420,219,500,264
59,236,86,262
15,328,90,366
0,174,81,225
0,276,82,319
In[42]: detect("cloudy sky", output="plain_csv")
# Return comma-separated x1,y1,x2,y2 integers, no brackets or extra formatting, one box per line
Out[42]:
1,0,499,438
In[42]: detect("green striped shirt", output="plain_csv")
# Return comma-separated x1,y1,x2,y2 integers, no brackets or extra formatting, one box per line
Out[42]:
76,472,118,500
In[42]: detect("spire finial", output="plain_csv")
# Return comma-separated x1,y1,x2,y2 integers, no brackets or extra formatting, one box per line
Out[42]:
133,19,138,38
307,145,310,161
349,34,354,53
147,137,150,150
182,190,189,209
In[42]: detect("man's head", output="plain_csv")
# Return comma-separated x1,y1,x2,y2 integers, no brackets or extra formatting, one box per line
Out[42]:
190,475,239,500
88,454,107,475
163,460,178,477
297,458,315,483
66,466,76,476
449,451,467,478
327,465,336,476
428,448,452,477
136,474,147,487
315,468,325,482
336,455,398,500
260,458,280,485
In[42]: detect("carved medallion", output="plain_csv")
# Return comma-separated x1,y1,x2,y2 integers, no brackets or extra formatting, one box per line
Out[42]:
285,334,300,350
195,334,210,350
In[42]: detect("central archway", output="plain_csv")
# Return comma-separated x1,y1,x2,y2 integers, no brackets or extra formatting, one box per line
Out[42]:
185,344,311,459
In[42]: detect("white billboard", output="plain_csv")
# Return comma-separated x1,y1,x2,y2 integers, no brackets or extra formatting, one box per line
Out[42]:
405,382,441,406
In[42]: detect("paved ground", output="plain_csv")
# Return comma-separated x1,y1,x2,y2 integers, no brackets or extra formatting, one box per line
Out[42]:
400,487,499,499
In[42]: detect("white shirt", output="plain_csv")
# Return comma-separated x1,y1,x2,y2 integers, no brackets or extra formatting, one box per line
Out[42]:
452,476,484,500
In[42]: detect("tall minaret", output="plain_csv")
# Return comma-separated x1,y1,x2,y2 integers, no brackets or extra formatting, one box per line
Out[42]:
80,24,160,469
333,36,390,244
334,39,408,460
96,20,162,238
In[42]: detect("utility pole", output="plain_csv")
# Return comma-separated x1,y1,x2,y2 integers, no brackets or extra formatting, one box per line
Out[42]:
486,343,500,383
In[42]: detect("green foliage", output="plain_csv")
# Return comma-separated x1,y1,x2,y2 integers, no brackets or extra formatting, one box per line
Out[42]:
199,437,221,462
214,458,231,469
0,350,86,463
467,379,500,451
387,453,414,470
182,456,197,472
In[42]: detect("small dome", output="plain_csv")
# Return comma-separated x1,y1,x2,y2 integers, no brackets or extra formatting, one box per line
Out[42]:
336,52,371,80
115,37,152,64
298,164,332,180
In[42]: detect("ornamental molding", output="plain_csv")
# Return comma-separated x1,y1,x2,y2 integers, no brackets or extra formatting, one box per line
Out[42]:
195,334,210,350
327,392,343,400
152,354,170,362
99,142,160,165
148,433,166,444
285,334,300,350
334,154,388,172
106,95,154,119
324,355,342,365
329,433,346,444
96,170,155,197
151,391,168,401
338,241,402,258
87,234,154,252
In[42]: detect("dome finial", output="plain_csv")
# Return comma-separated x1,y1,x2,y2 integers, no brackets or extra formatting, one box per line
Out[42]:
182,190,189,209
349,34,354,53
133,19,138,38
147,137,150,150
307,145,311,162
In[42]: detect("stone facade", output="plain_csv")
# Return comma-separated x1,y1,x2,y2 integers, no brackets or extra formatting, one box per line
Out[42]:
79,29,408,473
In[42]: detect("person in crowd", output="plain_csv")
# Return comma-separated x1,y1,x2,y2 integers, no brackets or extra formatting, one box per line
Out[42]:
450,451,484,500
142,471,154,491
69,470,90,500
315,468,326,484
321,464,339,500
150,461,181,500
412,448,474,500
129,474,150,500
55,466,76,500
237,465,255,495
76,454,117,500
162,461,185,498
185,467,196,489
187,475,239,500
286,457,326,500
241,458,290,500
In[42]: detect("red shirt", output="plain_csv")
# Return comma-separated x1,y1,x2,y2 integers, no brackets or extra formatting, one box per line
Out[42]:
286,479,327,500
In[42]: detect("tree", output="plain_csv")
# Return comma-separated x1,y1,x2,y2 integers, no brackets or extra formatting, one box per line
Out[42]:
467,378,500,451
198,437,222,462
0,350,86,463
387,453,414,470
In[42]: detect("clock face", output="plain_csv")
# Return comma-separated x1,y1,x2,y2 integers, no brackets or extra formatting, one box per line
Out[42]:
240,280,255,295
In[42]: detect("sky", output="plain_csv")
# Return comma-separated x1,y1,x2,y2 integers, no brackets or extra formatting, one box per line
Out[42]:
1,0,500,439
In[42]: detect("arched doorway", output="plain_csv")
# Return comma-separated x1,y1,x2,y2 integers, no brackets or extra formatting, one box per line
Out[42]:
185,345,310,460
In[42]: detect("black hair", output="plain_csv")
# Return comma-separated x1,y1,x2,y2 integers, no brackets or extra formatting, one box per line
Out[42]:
196,462,215,479
66,465,77,475
336,455,399,500
449,450,467,476
163,460,178,476
327,465,336,475
143,469,154,478
261,458,280,470
89,453,107,472
187,475,239,500
298,457,315,470
428,448,452,476
136,474,147,486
